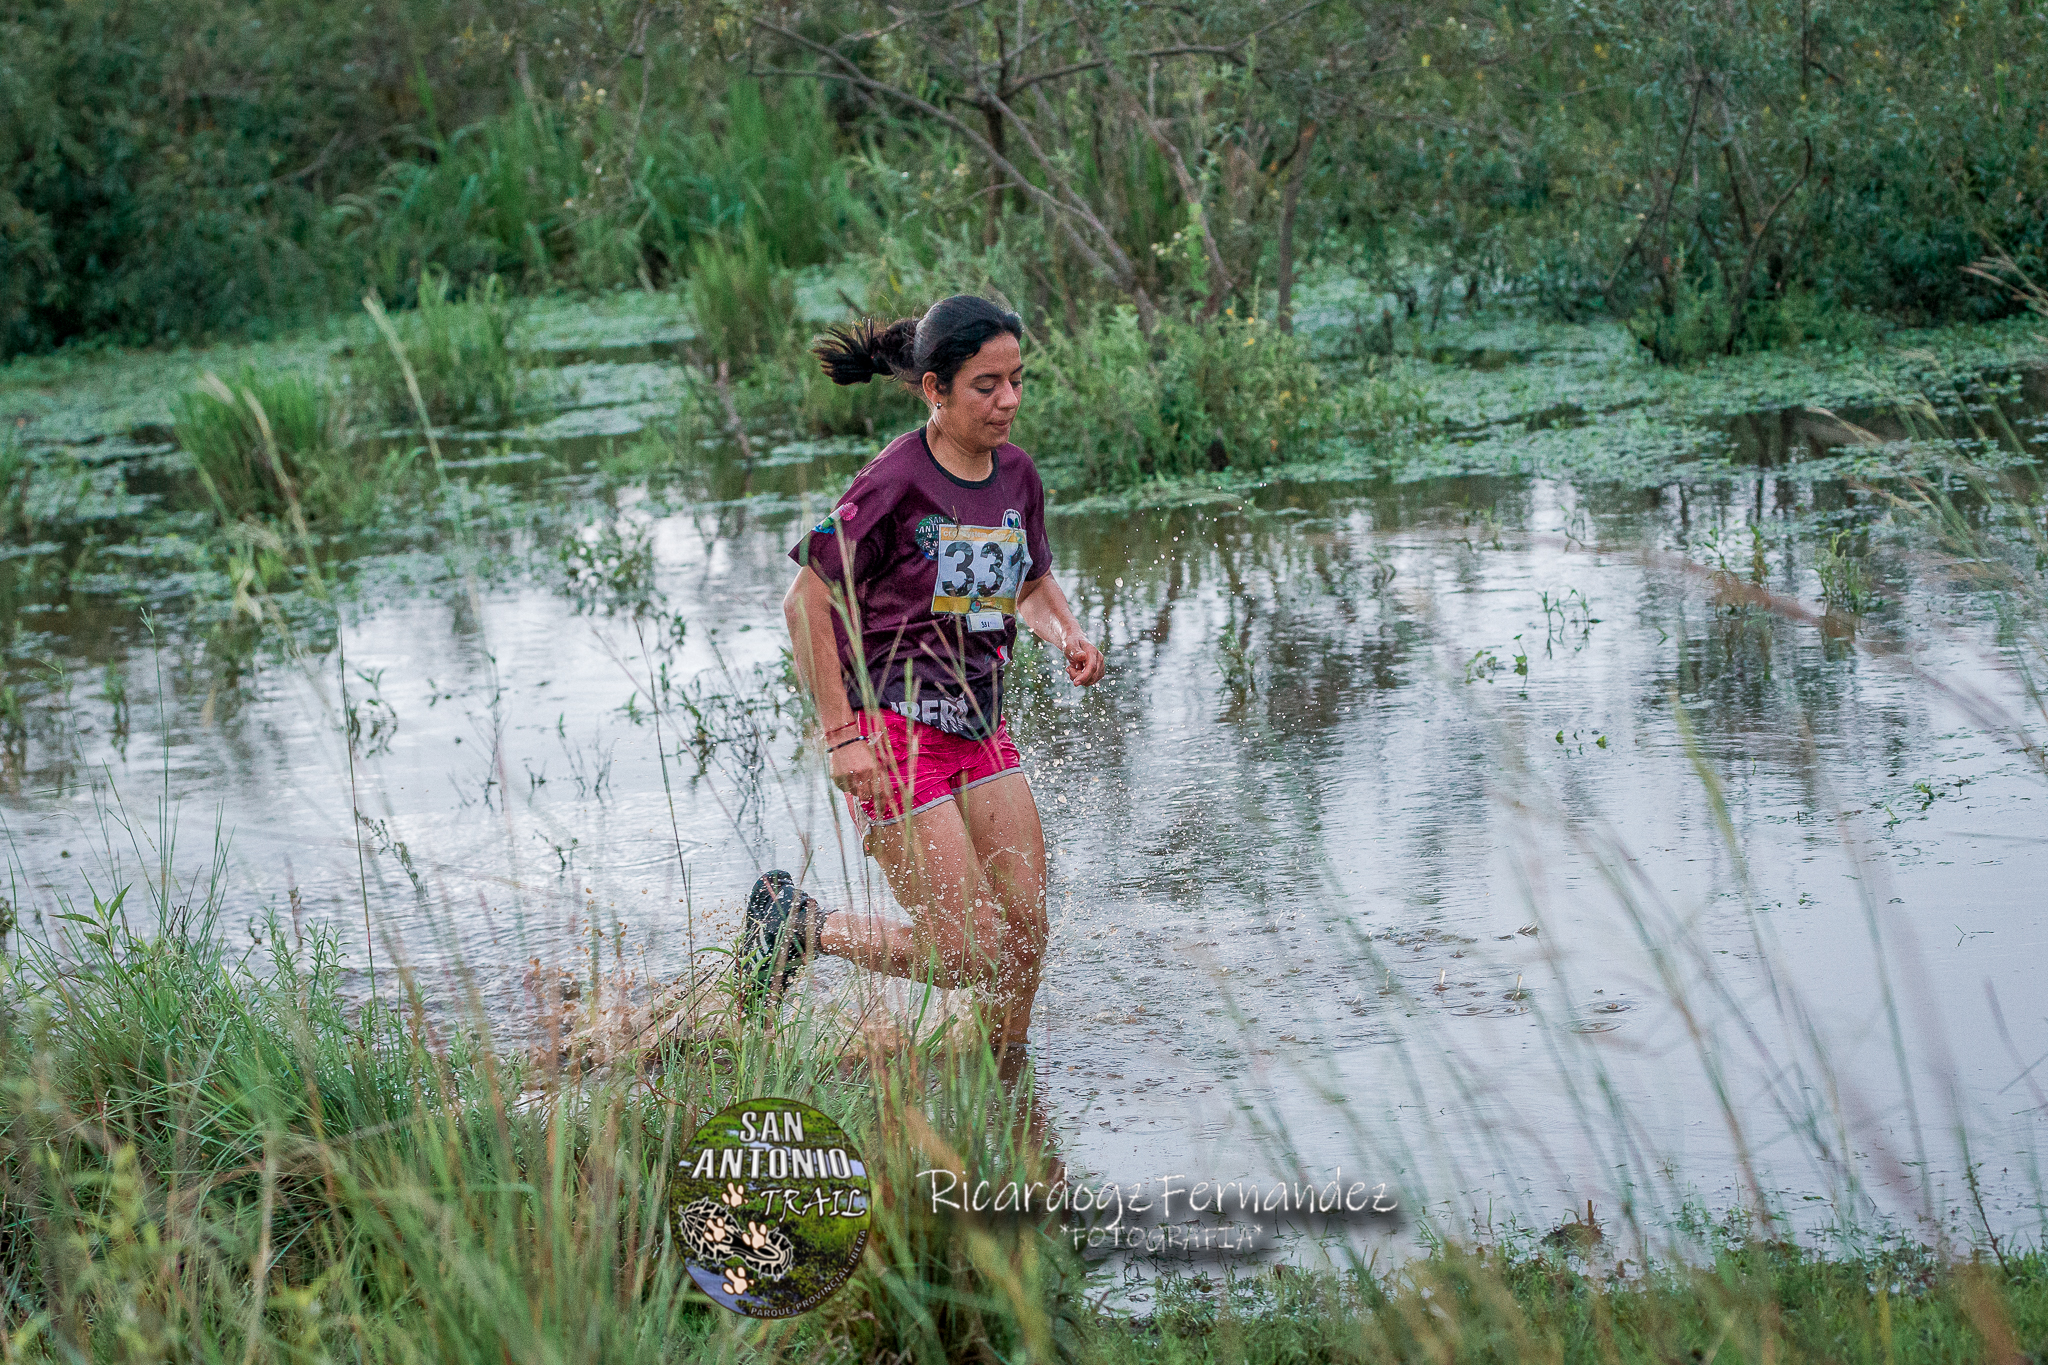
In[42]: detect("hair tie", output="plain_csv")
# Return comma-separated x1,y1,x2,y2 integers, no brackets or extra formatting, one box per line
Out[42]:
828,736,868,754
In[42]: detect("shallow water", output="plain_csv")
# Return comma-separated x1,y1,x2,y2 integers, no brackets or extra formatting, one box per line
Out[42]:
4,302,2047,1262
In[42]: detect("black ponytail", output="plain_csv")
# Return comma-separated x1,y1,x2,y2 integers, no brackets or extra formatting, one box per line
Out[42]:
812,295,1023,391
811,317,919,386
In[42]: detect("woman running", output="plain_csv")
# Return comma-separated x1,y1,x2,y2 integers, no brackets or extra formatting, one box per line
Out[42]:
738,295,1104,1056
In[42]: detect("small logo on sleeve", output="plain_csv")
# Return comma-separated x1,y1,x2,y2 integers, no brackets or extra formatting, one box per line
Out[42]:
813,502,859,536
914,513,945,560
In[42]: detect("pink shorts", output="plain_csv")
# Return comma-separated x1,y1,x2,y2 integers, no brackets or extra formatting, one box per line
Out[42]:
846,709,1022,830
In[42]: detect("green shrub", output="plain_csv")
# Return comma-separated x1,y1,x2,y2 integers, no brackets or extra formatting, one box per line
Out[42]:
1022,309,1346,491
353,269,522,428
1626,266,1738,366
685,231,797,375
1629,264,1886,365
171,367,352,521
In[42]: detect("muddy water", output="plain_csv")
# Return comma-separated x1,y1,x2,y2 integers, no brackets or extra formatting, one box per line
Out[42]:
5,329,2048,1258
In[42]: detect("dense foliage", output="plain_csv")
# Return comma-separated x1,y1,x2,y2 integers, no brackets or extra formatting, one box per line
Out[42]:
2,0,2043,361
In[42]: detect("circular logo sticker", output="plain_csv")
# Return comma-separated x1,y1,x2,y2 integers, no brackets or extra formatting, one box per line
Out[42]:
914,513,945,561
669,1098,871,1318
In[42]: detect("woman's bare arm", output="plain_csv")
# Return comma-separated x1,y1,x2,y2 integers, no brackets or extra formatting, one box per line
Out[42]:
1017,574,1106,685
783,567,885,801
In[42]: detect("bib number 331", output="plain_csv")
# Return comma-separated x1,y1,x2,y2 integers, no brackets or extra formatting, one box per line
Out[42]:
932,525,1025,632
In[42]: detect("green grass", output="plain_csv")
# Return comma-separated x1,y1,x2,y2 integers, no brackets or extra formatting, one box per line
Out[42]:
1023,307,1362,491
170,366,353,523
0,426,33,541
352,268,523,428
1816,528,1879,614
0,848,1081,1364
1085,1241,2048,1365
684,231,796,375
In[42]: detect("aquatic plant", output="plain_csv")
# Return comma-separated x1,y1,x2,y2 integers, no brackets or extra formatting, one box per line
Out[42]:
1815,528,1878,614
684,230,797,376
170,366,351,522
1024,308,1357,491
0,427,34,540
558,517,659,615
353,268,522,428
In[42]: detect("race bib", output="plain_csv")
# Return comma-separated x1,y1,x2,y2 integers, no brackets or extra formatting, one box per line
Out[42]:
932,524,1025,631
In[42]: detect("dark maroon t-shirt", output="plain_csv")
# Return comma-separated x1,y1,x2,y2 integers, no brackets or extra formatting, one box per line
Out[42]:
791,427,1053,740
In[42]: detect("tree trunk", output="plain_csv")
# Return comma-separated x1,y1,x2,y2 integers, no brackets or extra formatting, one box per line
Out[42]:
983,103,1007,248
1275,122,1318,334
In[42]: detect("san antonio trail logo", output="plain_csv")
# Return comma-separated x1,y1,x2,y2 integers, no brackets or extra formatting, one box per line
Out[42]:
670,1098,871,1318
914,512,944,560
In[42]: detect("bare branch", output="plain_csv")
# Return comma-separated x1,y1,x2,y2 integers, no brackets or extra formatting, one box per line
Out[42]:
833,0,992,46
746,29,1137,293
1063,2,1236,313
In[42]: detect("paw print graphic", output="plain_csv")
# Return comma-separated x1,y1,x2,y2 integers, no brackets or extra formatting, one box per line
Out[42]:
722,1182,746,1208
736,1221,795,1278
721,1265,750,1297
702,1212,732,1247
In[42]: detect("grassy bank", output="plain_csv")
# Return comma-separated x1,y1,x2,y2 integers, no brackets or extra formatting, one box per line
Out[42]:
2,865,2043,1363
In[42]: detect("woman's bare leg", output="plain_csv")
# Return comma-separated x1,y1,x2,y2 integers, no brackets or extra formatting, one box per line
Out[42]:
962,775,1056,1173
817,799,1004,991
811,772,1046,1051
957,772,1048,1050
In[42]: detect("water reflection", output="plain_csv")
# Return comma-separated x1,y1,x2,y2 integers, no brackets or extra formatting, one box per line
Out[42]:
1,362,2044,1248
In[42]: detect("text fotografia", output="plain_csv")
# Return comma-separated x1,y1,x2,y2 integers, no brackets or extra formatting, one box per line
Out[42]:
916,1168,1399,1250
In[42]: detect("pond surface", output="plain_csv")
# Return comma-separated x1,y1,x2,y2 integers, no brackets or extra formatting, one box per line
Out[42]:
4,300,2047,1260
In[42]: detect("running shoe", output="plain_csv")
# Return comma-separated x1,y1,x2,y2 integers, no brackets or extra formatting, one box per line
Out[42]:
736,869,825,1015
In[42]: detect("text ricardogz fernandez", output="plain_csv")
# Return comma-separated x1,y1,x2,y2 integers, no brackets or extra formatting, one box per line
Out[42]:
915,1169,1400,1227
